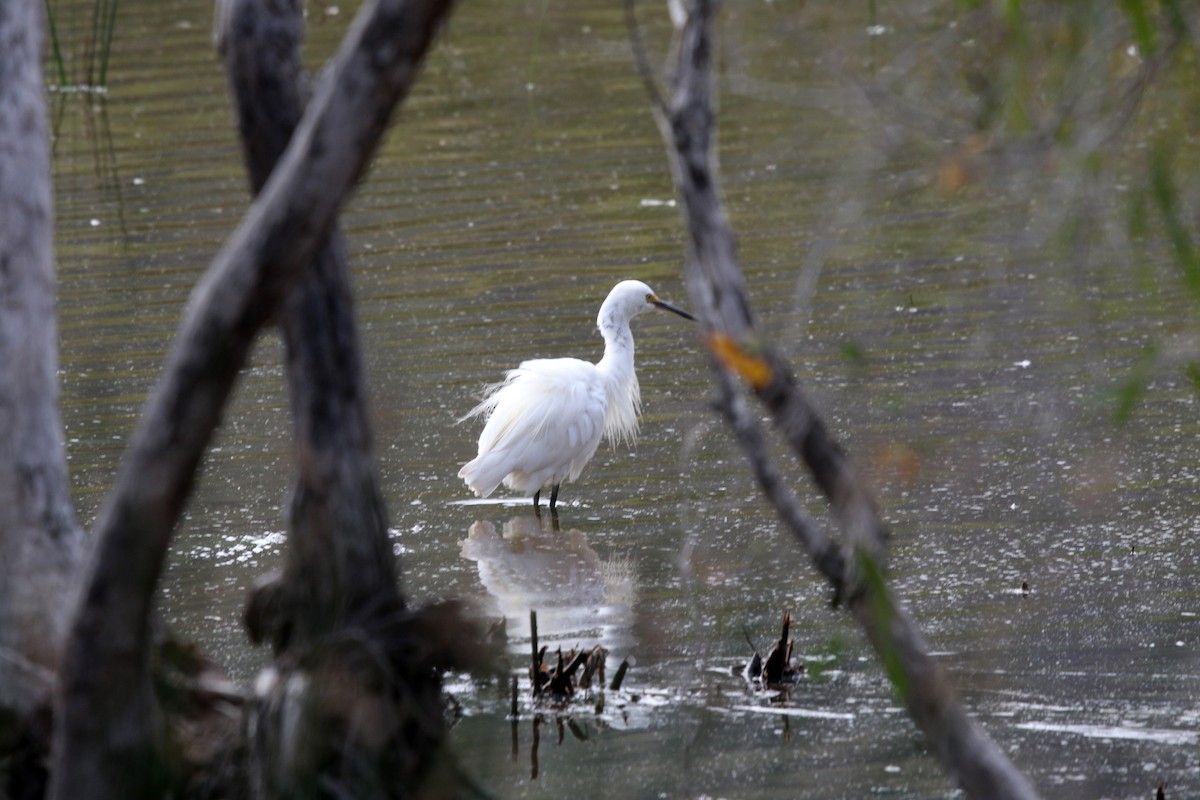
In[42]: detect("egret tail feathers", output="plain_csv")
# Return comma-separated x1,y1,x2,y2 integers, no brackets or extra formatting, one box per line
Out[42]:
457,453,506,499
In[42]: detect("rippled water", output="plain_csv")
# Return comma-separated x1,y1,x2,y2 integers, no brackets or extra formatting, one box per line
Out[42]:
48,0,1200,797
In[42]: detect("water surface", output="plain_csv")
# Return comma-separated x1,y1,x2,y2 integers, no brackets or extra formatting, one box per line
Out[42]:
49,1,1200,797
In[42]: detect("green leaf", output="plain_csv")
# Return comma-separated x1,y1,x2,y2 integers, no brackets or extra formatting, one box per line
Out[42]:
1118,0,1156,57
856,548,909,702
806,635,844,683
840,340,869,369
1184,362,1200,397
1150,145,1200,302
1114,347,1157,425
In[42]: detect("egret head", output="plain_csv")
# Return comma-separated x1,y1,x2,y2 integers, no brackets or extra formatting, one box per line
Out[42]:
600,280,695,332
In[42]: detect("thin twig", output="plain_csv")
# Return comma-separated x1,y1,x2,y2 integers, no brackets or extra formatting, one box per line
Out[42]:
623,0,667,118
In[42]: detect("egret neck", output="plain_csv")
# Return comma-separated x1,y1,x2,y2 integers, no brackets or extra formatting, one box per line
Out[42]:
595,293,642,448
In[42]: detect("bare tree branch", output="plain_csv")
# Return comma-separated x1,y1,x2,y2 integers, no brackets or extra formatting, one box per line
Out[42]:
0,0,86,753
50,0,455,796
644,1,1042,797
221,0,399,651
219,2,454,794
622,0,667,118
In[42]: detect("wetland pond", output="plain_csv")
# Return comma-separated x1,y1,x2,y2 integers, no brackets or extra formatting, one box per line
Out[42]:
50,0,1200,797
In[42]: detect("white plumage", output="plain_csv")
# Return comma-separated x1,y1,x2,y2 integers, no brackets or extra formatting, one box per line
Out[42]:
458,280,693,511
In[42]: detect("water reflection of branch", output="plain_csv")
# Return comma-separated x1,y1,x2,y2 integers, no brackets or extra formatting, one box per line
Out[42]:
509,711,606,782
530,715,539,779
49,92,68,157
50,92,131,242
83,97,130,241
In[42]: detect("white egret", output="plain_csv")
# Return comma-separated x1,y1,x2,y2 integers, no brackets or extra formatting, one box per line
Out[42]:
458,279,694,511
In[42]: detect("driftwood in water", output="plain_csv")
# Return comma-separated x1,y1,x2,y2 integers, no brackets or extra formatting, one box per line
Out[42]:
511,611,624,783
527,610,610,702
744,611,803,686
637,0,1041,797
609,658,630,691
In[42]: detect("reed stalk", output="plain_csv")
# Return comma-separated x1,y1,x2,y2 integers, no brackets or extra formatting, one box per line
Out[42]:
43,0,69,87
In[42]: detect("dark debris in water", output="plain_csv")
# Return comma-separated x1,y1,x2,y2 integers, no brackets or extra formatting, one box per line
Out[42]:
524,609,626,708
743,610,804,687
531,643,610,701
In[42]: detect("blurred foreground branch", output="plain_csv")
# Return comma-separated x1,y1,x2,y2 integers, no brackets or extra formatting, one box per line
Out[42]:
220,0,459,796
637,0,1041,797
50,0,455,797
0,2,86,792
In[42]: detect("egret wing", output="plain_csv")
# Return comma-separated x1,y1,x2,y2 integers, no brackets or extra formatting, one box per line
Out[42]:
459,358,607,496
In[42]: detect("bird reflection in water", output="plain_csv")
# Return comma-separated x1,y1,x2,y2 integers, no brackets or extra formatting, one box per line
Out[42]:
463,514,638,780
461,514,637,656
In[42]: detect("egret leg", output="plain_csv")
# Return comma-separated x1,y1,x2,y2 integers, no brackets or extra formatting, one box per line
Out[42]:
532,489,541,509
549,483,560,511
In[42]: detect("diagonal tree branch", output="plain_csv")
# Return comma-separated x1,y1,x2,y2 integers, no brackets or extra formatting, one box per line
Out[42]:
219,3,457,794
220,0,399,652
642,1,1041,797
50,1,455,796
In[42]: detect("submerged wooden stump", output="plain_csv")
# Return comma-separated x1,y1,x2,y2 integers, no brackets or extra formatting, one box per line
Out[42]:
743,610,804,687
526,610,611,703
